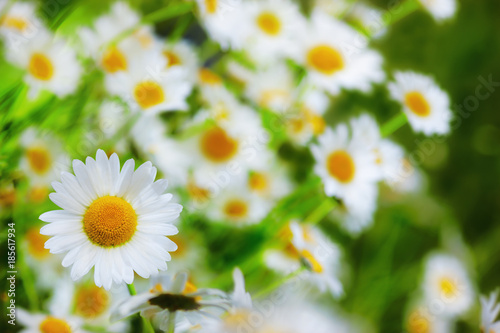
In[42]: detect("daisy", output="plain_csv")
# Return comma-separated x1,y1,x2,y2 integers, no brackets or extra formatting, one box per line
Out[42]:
311,123,381,209
5,30,82,99
405,302,451,333
105,50,192,115
246,164,292,201
388,71,452,135
39,149,182,290
17,308,85,333
481,291,500,333
294,10,385,95
112,272,229,331
0,1,47,50
418,0,457,22
422,253,474,318
162,40,199,83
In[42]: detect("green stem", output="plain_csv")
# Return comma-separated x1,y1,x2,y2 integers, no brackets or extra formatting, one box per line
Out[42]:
254,267,306,299
167,311,176,333
304,198,337,225
128,283,156,333
127,283,137,295
383,0,421,27
381,112,408,137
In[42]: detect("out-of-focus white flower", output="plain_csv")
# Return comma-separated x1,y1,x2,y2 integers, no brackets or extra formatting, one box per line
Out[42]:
98,100,128,139
389,71,452,135
5,30,82,99
419,0,457,22
0,1,45,48
481,291,500,333
17,308,85,333
39,150,182,290
162,40,199,83
314,0,351,17
422,253,474,318
294,11,385,95
405,302,451,333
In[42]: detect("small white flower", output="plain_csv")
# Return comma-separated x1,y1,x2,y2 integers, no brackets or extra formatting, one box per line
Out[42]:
405,301,451,333
0,0,45,49
39,150,182,290
17,308,85,333
162,40,199,83
389,71,452,135
419,0,457,21
481,291,500,333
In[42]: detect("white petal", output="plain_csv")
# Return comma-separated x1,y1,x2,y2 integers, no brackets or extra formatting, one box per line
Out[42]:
40,210,82,223
116,159,135,196
49,193,85,214
40,221,82,236
73,159,98,199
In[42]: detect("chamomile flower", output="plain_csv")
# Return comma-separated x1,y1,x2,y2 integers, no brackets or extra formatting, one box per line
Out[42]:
112,272,229,331
388,71,452,135
311,123,380,209
162,40,199,83
246,164,292,201
405,302,451,333
418,0,457,22
105,51,192,114
295,11,385,95
481,291,500,333
0,0,45,48
5,30,82,98
17,308,85,333
238,0,305,64
422,253,474,318
39,150,182,290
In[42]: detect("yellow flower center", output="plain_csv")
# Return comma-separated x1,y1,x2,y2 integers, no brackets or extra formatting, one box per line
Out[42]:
134,81,165,109
102,47,127,73
83,196,137,247
200,127,238,162
183,280,198,294
307,45,344,75
1,16,29,31
326,150,355,183
305,110,326,135
223,199,249,220
29,53,54,81
300,249,323,273
407,310,430,333
29,186,49,203
187,182,211,203
404,91,431,117
256,12,281,36
205,0,218,14
248,172,269,193
199,68,222,85
163,51,182,67
26,227,51,259
26,146,52,175
74,285,110,318
439,277,458,298
133,29,153,48
39,317,71,333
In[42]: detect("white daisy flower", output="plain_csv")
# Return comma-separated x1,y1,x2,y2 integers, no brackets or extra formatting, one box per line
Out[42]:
419,0,457,22
112,272,229,331
98,100,128,139
313,0,351,17
162,40,199,83
422,253,474,318
5,30,82,99
238,0,305,64
295,10,385,95
405,302,451,333
246,164,292,201
481,291,500,333
0,0,45,49
311,123,381,209
388,71,452,135
17,308,85,333
105,51,192,115
39,149,183,290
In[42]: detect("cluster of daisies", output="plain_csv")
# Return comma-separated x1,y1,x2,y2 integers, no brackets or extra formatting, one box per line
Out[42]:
3,0,499,332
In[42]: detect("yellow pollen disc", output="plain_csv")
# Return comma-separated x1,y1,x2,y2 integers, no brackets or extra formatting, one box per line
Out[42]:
326,150,355,183
307,45,344,75
200,127,238,162
134,81,165,109
248,172,269,193
305,110,326,135
134,30,153,48
283,242,300,259
439,277,458,298
26,146,52,175
163,51,182,67
150,283,164,293
102,47,127,73
26,227,51,259
29,53,54,81
1,16,29,31
301,249,323,273
39,317,71,333
287,116,306,134
29,186,49,203
223,199,249,220
205,0,218,14
183,280,198,294
404,91,431,117
187,182,211,203
259,89,288,108
256,12,281,36
74,285,109,318
83,196,137,247
407,310,430,333
199,68,222,85
0,188,16,207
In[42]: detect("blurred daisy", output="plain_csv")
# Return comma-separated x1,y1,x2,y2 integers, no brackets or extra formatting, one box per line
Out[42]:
5,30,82,98
311,123,380,209
314,0,350,17
106,51,192,114
246,165,292,201
0,0,44,47
481,291,500,333
422,253,474,318
405,303,451,333
389,71,452,135
162,40,198,83
39,149,182,290
112,272,229,331
98,100,128,139
295,11,384,95
419,0,457,22
17,308,84,333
